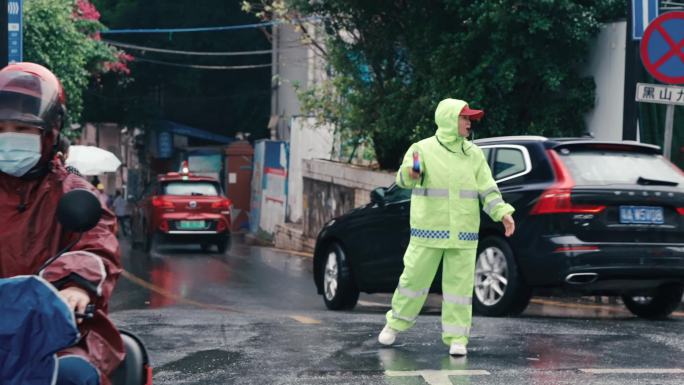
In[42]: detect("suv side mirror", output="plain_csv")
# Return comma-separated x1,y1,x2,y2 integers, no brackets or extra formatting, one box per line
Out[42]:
370,187,386,205
57,189,102,233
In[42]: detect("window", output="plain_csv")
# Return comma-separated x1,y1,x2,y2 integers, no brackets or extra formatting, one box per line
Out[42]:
162,181,219,196
560,150,684,186
481,148,491,162
494,148,526,180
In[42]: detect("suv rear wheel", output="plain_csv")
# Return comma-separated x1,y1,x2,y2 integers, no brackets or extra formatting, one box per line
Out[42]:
622,284,684,319
473,236,531,316
320,242,359,310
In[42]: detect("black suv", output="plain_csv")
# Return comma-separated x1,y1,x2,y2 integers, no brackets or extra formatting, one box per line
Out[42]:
313,136,684,318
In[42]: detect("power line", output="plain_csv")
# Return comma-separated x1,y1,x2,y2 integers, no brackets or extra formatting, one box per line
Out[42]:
101,20,279,34
132,56,272,70
104,40,272,56
100,16,321,35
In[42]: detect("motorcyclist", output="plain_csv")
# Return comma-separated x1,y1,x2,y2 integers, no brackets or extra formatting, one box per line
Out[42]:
0,63,124,385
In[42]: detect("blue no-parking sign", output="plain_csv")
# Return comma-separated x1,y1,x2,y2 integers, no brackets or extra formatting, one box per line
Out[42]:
640,11,684,85
7,0,22,64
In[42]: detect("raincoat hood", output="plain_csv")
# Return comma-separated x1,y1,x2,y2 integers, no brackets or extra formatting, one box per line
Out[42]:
435,98,468,151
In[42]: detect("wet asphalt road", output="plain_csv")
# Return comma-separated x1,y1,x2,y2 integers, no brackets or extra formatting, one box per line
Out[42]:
109,236,684,385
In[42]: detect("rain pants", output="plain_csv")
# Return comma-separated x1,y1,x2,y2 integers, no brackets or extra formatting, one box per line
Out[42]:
0,160,124,385
386,98,514,346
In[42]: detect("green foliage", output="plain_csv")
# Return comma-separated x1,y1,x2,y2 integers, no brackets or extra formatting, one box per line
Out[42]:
24,0,119,129
248,0,625,169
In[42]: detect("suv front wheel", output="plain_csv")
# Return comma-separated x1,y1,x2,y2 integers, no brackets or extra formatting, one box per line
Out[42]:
319,242,359,310
473,236,531,317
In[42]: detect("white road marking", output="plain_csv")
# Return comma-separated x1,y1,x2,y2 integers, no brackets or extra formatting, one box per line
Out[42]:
358,300,390,307
580,368,684,374
386,370,490,385
288,315,322,324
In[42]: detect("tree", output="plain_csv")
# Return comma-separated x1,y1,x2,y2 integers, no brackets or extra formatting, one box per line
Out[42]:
246,0,625,169
24,0,129,132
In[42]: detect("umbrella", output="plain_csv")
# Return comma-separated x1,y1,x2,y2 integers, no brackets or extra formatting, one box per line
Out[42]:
66,145,122,175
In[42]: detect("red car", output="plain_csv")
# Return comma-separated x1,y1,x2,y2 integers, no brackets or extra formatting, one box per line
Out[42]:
131,166,232,253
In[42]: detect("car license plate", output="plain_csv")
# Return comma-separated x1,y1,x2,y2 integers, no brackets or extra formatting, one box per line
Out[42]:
619,206,664,224
178,220,206,230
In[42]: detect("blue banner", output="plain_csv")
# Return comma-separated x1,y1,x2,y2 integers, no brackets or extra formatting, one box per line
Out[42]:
157,131,173,158
7,0,22,63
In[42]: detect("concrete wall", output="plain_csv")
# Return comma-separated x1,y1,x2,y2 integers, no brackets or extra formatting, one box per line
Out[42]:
287,117,335,223
584,21,626,141
302,159,396,239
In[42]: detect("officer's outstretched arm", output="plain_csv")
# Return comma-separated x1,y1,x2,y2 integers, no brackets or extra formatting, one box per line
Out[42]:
395,144,422,189
475,149,514,222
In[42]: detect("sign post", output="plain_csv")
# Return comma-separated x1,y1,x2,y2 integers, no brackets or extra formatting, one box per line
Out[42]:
7,0,22,64
638,11,684,159
631,0,659,40
635,83,684,159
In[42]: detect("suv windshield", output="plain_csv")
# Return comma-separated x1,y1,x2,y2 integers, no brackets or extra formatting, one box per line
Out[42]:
162,181,219,196
559,150,684,186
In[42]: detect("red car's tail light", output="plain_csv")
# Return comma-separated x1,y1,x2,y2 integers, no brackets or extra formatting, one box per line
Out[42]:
676,208,684,215
530,150,606,215
159,220,169,232
152,196,174,209
211,199,232,210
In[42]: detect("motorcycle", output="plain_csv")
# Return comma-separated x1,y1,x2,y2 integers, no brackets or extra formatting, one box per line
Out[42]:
0,189,152,385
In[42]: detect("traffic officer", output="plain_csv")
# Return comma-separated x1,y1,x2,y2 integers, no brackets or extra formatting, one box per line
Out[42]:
378,98,516,356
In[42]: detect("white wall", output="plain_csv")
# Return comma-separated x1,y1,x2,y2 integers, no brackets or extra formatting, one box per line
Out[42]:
272,22,327,141
287,117,335,223
584,21,626,141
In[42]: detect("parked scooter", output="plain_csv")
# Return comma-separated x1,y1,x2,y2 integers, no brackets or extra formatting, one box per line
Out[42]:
1,189,152,385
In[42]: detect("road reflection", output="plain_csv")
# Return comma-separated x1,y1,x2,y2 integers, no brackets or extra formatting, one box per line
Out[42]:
523,334,598,385
147,254,232,308
111,241,235,311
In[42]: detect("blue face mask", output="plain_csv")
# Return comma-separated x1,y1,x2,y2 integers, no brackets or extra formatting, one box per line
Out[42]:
0,132,42,177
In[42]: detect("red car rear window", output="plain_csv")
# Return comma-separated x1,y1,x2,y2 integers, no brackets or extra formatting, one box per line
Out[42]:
162,181,219,196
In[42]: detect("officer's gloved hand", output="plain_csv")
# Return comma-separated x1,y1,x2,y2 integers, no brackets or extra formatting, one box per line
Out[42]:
406,166,422,180
502,214,515,237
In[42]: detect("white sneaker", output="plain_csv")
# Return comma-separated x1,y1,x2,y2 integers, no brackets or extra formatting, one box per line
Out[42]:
378,325,398,345
449,343,467,356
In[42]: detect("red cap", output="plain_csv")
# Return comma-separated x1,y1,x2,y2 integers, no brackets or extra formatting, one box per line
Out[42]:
460,105,484,121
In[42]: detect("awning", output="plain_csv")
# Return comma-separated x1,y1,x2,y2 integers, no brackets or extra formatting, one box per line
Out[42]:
159,120,234,144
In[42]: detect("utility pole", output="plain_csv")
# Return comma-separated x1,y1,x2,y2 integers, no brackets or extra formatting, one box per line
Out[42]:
622,1,639,141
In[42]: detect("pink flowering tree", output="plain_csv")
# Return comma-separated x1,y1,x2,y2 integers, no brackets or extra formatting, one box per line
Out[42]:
24,0,133,128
